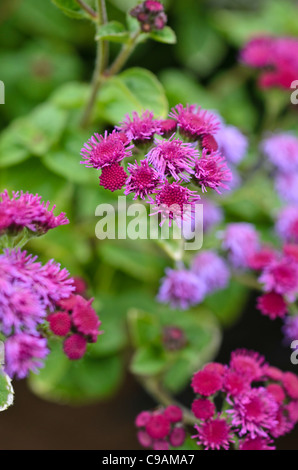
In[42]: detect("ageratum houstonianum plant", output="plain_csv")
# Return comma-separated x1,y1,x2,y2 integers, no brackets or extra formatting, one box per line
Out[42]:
1,0,298,451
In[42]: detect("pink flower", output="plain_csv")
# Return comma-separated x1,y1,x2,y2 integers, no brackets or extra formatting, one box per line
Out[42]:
247,246,277,271
80,130,133,169
158,119,178,137
224,370,250,398
257,291,288,320
240,36,273,68
200,134,219,154
164,405,183,423
63,333,87,360
192,417,234,450
48,311,71,337
191,368,224,397
116,110,162,143
169,427,186,447
148,181,200,226
71,295,101,343
259,258,298,298
145,413,171,440
194,149,232,194
147,135,198,181
99,162,127,192
192,398,215,420
124,159,162,200
282,372,298,400
169,104,221,140
229,349,266,382
227,387,278,438
239,436,275,450
0,190,68,235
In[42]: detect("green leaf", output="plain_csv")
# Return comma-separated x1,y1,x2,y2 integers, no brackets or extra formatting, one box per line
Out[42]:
149,26,177,44
43,149,97,185
96,21,130,43
50,82,90,110
130,346,168,376
96,67,168,124
29,340,124,404
0,126,30,168
0,369,14,412
51,0,96,20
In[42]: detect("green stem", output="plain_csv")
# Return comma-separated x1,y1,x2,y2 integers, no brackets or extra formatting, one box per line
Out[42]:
75,0,97,19
105,30,141,77
80,0,109,128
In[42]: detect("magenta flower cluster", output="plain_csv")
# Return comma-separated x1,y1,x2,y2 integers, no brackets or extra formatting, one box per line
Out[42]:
0,190,68,236
80,105,234,227
240,36,298,89
135,405,185,450
190,350,298,450
0,190,102,379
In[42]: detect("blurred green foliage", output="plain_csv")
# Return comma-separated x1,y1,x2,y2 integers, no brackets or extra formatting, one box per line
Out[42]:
1,0,297,405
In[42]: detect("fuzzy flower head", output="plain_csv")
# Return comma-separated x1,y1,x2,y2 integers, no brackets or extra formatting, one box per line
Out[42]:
229,349,266,383
221,222,260,268
147,134,199,181
259,257,298,298
191,250,230,294
275,171,298,205
227,387,279,438
261,133,298,172
275,206,298,244
191,367,224,397
4,333,49,379
239,436,275,450
241,36,298,89
257,291,288,320
80,130,133,169
116,110,162,143
135,406,185,450
194,149,232,194
0,190,68,236
192,417,234,450
130,1,167,32
148,181,200,226
157,267,206,310
215,124,248,165
0,249,74,336
124,159,162,200
169,104,221,141
99,162,127,192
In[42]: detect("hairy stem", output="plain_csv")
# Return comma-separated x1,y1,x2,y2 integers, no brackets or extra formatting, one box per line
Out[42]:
80,0,108,128
105,30,140,77
75,0,97,18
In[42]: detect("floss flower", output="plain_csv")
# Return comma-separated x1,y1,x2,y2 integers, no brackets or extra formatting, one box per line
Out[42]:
169,104,221,141
221,222,260,268
116,110,162,143
190,351,298,450
146,134,198,181
190,250,230,294
0,190,68,236
193,148,232,194
124,159,162,200
157,267,206,309
135,405,185,450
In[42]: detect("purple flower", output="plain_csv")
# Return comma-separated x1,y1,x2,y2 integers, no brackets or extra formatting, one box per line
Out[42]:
157,267,207,309
124,159,162,200
215,124,248,165
0,190,68,235
191,250,230,294
261,133,298,172
221,222,260,268
275,172,298,204
275,206,298,243
283,316,298,346
116,110,162,143
194,149,232,194
80,130,133,169
259,257,298,298
0,249,74,335
4,333,49,379
169,104,221,141
146,134,198,181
